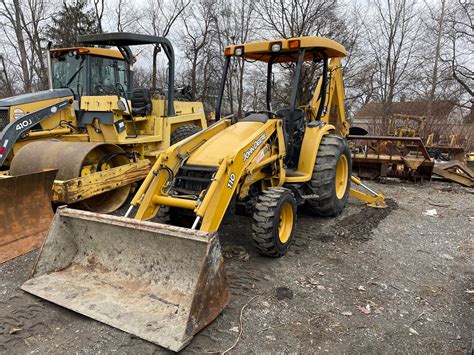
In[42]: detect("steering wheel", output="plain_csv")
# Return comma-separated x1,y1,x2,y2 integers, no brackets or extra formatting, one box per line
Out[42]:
245,110,276,118
94,84,116,95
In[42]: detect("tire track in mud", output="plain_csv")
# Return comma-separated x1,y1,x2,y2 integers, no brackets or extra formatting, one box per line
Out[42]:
0,295,50,352
188,216,279,352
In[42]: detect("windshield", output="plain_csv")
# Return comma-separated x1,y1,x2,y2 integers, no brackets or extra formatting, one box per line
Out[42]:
51,52,128,96
52,53,86,95
90,56,128,95
217,51,325,118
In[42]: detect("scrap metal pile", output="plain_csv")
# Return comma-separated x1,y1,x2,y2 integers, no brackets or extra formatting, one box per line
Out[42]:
349,114,473,186
349,135,434,182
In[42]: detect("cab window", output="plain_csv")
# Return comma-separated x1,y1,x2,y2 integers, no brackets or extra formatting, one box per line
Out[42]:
51,53,87,95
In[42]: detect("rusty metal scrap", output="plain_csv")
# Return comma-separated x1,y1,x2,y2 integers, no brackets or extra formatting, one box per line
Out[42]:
349,135,434,181
0,170,57,263
433,161,474,187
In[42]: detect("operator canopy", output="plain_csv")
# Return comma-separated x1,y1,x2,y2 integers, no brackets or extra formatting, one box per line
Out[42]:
224,36,346,63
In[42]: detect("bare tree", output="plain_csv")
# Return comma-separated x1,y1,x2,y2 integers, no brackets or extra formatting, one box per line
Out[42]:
363,0,421,133
0,54,13,96
93,0,104,33
141,0,191,91
180,0,215,101
257,0,339,39
426,0,447,119
114,0,139,32
0,0,33,92
19,0,50,89
144,0,190,37
212,0,257,116
442,0,473,98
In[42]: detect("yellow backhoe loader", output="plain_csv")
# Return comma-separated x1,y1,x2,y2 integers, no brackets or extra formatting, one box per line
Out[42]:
22,37,384,351
0,33,206,263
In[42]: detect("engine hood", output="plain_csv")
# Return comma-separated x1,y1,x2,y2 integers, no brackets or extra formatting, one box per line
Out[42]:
0,88,73,108
187,121,266,166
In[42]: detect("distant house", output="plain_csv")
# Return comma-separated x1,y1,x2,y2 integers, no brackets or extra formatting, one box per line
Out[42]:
353,99,464,135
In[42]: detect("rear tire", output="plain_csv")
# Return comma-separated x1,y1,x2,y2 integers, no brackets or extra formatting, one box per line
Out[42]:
306,135,351,216
252,187,297,257
170,124,201,145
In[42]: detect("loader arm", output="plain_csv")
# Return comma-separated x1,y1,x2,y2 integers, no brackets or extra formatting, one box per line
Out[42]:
133,118,286,233
0,99,72,166
131,119,232,219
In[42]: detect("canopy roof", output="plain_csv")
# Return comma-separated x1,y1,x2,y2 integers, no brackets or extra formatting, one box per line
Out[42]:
77,32,172,47
224,36,346,63
50,47,124,60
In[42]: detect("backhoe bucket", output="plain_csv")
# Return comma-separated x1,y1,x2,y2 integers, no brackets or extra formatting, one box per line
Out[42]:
0,170,57,264
21,208,230,351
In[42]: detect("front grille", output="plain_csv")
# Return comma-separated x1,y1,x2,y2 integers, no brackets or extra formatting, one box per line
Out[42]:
0,108,9,131
173,165,217,197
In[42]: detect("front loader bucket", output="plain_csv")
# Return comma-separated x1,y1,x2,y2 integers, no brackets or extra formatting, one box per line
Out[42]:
21,208,230,351
0,170,57,264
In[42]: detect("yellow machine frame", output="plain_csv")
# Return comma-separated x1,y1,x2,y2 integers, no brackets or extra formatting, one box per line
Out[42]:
129,37,384,233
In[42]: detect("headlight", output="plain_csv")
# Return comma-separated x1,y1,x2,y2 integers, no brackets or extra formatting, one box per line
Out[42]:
271,43,282,52
13,108,25,120
117,100,127,111
234,47,244,56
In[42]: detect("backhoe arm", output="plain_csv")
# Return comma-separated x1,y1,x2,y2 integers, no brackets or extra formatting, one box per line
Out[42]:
309,57,349,137
350,176,387,208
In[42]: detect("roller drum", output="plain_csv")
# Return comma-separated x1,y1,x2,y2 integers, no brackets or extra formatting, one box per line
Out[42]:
10,141,131,212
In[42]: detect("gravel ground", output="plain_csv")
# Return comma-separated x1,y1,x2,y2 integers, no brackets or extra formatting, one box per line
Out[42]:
0,180,472,354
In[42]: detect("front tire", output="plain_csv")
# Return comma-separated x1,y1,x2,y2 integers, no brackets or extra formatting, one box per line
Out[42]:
252,187,297,257
306,135,351,216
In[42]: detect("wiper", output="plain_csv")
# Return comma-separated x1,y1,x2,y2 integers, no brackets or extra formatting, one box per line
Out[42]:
63,58,86,88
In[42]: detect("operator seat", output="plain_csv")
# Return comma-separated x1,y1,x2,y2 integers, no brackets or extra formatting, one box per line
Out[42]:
131,88,152,116
276,108,305,167
240,113,269,123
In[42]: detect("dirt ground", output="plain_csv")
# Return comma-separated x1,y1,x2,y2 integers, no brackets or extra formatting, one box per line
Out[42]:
0,180,472,354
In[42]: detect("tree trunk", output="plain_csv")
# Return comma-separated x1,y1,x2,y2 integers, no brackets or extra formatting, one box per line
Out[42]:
237,60,245,118
191,51,198,101
12,0,32,92
427,0,446,121
0,56,14,96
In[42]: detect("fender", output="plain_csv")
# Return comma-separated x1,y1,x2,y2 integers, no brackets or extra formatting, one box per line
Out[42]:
285,122,335,183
